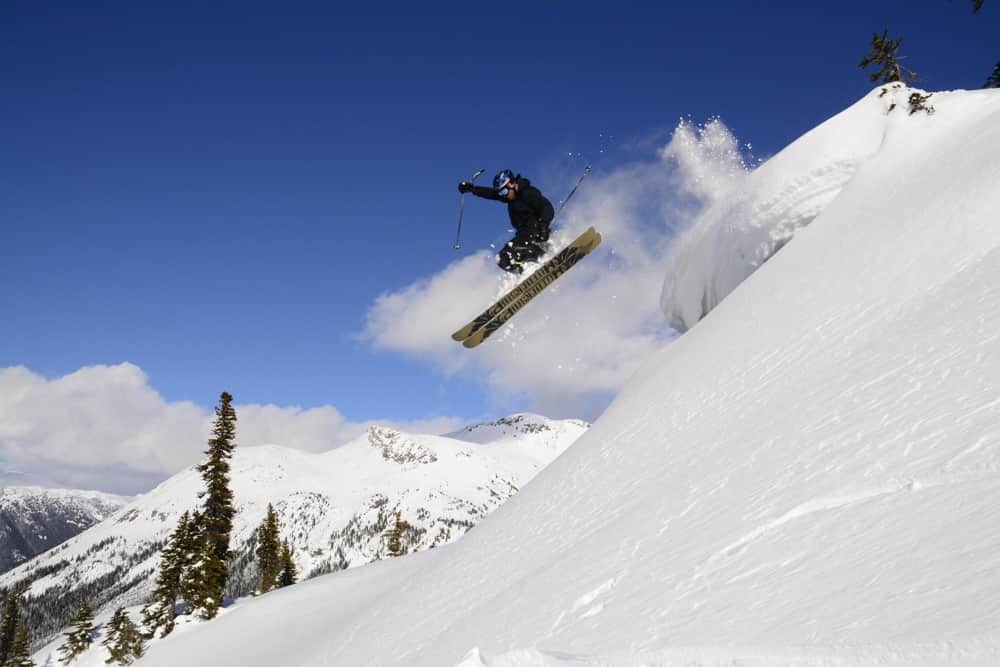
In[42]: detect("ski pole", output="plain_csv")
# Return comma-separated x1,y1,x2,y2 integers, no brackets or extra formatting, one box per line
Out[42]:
454,168,485,250
554,164,592,221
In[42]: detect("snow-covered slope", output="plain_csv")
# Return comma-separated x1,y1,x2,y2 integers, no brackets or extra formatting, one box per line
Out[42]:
129,85,1000,666
0,486,128,573
4,414,586,645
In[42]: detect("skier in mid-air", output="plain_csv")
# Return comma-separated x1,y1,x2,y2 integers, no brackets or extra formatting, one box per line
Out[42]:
458,169,555,273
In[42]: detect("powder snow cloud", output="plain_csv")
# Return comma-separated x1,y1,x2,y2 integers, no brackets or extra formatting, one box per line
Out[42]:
361,119,753,416
0,363,463,495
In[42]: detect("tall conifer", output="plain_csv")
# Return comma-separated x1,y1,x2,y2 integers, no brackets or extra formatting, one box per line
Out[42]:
5,624,33,667
386,512,407,558
278,539,298,588
57,601,96,663
255,504,281,593
196,392,237,581
0,590,22,665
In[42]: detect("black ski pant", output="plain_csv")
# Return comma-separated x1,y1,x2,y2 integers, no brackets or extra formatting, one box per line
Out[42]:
498,226,550,273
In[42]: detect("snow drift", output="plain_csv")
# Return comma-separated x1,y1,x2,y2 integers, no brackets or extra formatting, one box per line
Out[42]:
661,85,931,332
125,85,1000,666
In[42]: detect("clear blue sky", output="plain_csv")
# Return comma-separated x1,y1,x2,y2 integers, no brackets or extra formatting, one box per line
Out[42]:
2,1,996,421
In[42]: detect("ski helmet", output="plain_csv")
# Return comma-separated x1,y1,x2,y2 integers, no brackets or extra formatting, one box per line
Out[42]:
493,169,515,194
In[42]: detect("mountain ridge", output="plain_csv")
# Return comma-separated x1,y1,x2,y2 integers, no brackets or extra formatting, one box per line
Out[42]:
0,486,128,574
2,413,587,646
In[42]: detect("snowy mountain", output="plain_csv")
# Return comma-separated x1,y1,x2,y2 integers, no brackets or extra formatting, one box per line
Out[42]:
3,414,586,646
0,486,127,573
117,85,1000,666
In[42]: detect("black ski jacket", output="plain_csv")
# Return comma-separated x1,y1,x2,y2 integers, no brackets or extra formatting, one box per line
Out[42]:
470,177,554,233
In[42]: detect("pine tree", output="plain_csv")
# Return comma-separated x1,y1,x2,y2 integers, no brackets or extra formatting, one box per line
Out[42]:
141,511,194,638
0,590,22,665
180,531,227,620
859,29,919,84
101,608,145,665
278,539,298,588
386,512,407,558
5,624,33,667
57,601,96,664
196,392,237,586
986,63,1000,88
255,504,282,594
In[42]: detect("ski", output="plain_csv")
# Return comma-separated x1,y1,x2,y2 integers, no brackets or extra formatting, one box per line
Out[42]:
451,226,598,342
453,227,602,348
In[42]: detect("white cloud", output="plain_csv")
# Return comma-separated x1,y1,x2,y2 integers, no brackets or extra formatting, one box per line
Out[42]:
360,120,752,416
0,364,465,495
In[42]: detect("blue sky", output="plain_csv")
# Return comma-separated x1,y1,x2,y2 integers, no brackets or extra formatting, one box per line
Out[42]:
2,0,996,427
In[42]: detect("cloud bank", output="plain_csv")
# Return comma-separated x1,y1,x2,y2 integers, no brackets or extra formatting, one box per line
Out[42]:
361,119,753,417
0,364,463,495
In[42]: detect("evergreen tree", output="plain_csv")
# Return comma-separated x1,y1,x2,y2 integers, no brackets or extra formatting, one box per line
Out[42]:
4,624,33,667
0,590,22,665
255,504,282,594
101,608,145,665
196,392,237,583
57,601,96,664
386,512,407,558
180,531,227,620
141,511,194,638
278,539,298,588
986,63,1000,88
859,29,919,84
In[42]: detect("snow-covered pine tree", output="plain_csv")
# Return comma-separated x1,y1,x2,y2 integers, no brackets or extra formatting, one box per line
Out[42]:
5,624,33,667
278,539,298,587
255,503,281,594
101,607,145,665
0,590,22,665
57,600,96,664
859,29,918,84
195,392,237,588
140,511,194,638
180,531,227,620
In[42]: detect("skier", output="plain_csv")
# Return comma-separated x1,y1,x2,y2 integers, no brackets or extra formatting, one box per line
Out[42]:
458,169,555,273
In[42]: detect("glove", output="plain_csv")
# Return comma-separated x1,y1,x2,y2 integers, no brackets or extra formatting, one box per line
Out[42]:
458,181,474,194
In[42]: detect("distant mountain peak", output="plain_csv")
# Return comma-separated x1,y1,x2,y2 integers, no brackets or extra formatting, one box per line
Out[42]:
0,486,130,574
367,425,438,466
